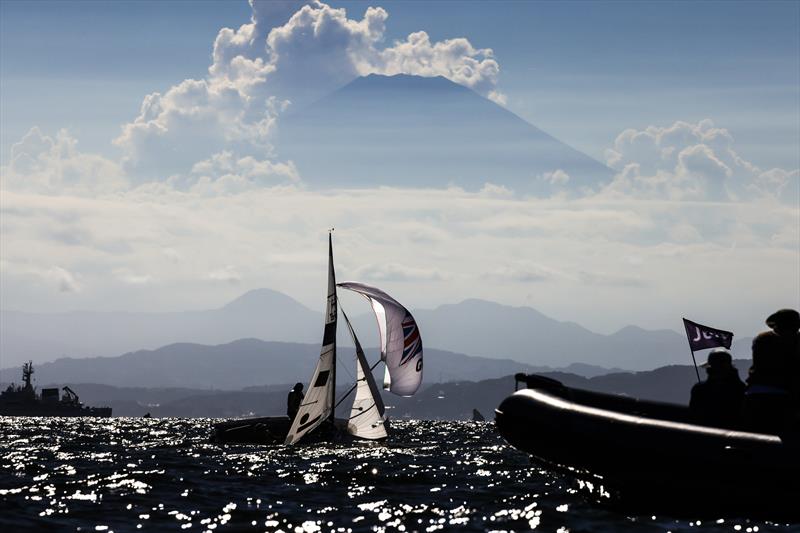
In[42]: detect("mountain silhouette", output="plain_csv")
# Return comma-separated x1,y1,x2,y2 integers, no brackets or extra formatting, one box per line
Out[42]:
16,339,555,390
0,288,753,373
0,289,320,370
276,74,614,193
26,360,752,419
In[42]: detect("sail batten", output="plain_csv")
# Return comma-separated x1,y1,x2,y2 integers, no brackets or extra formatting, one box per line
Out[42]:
338,282,423,397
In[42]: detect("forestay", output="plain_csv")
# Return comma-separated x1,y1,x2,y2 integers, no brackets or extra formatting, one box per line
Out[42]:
285,235,337,445
337,282,423,396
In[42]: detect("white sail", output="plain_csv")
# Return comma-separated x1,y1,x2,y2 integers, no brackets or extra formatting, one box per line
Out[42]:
337,282,423,396
285,235,337,445
342,311,387,440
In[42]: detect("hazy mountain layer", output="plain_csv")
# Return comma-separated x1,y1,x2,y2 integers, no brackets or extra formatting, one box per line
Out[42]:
29,360,751,420
0,288,752,372
4,339,555,390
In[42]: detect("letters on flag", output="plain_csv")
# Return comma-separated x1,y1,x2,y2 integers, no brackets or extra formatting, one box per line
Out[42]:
682,318,733,352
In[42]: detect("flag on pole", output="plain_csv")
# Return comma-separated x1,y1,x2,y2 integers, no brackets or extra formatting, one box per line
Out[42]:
682,318,734,352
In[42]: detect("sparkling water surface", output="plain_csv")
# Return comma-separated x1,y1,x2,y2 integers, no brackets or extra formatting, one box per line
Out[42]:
0,417,795,532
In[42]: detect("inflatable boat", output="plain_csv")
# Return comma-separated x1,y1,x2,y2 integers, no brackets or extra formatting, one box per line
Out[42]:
495,374,800,516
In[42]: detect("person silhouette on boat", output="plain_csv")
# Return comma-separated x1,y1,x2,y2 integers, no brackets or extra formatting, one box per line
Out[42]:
766,309,800,404
743,309,800,434
287,382,304,422
689,348,745,428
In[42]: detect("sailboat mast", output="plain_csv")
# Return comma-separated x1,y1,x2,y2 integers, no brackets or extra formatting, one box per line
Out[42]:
328,231,337,425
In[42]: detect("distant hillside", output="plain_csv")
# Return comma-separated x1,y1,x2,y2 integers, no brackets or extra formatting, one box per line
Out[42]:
0,288,753,372
30,360,751,420
411,299,753,370
7,338,559,390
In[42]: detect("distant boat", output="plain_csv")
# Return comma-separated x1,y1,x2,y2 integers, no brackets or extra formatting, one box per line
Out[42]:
0,361,112,417
496,374,800,516
472,409,485,422
212,233,423,445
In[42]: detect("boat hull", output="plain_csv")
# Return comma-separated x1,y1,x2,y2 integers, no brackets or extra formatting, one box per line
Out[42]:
210,416,373,445
211,416,294,444
495,375,800,516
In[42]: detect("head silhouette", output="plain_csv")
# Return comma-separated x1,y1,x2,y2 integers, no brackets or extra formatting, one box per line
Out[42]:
766,309,800,337
293,382,304,392
702,348,733,376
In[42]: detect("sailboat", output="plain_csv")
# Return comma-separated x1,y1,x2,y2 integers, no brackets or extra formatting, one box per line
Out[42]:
212,233,423,445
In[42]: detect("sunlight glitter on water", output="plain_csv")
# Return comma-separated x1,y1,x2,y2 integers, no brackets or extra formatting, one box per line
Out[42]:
0,417,794,532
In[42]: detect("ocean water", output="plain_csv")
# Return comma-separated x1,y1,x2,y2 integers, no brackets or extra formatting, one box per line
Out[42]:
0,417,795,533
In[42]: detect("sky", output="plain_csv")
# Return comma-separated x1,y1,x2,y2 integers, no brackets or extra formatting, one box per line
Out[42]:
0,0,798,339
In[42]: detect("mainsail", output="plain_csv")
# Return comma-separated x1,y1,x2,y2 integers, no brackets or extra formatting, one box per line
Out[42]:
342,310,387,440
285,234,337,445
337,282,423,396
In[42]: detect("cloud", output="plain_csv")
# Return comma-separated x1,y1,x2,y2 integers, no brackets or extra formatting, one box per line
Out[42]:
484,263,556,283
113,268,154,285
187,150,301,194
113,1,505,179
353,263,447,282
113,79,283,180
747,168,800,201
374,30,501,99
479,183,513,198
2,127,126,194
206,265,243,284
46,266,82,293
576,270,647,288
1,182,796,335
540,169,571,186
602,119,798,203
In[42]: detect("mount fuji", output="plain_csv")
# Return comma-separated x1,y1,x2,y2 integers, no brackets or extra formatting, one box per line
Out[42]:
276,74,614,193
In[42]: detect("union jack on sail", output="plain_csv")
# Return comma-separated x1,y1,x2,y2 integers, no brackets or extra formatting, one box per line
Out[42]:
401,313,422,366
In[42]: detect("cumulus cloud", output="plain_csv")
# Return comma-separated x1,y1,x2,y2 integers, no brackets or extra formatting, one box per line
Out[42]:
113,79,283,179
114,0,505,179
187,150,300,194
2,127,126,194
603,119,798,202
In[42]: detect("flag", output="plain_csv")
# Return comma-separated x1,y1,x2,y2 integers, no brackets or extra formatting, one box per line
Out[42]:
682,318,734,352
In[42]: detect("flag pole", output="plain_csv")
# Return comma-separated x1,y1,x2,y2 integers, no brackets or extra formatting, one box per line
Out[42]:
689,349,701,383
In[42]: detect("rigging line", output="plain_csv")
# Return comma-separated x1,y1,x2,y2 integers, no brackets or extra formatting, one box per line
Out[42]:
334,306,382,409
335,305,362,406
334,359,382,409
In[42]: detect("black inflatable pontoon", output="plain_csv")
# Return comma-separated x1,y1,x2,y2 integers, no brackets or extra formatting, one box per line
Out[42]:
495,374,800,516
